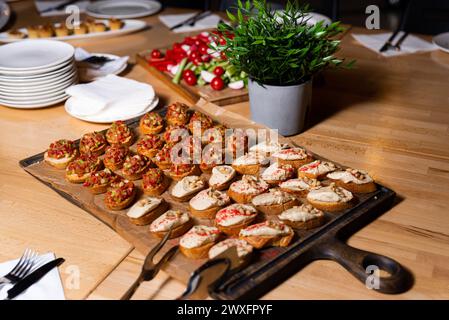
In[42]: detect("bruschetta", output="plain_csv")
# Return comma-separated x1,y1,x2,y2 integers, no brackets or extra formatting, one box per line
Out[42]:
136,133,165,159
208,238,253,262
226,129,248,157
104,179,136,211
149,210,193,239
142,168,170,196
170,175,205,202
278,204,325,230
249,139,290,156
189,188,231,219
82,168,119,194
306,183,354,212
103,145,129,171
279,177,321,196
261,162,295,185
139,111,164,134
153,143,173,170
272,147,313,169
44,139,78,169
202,124,227,145
188,110,214,134
214,203,258,236
106,120,134,147
228,175,270,203
232,152,269,176
251,189,298,215
327,168,376,193
122,154,151,180
199,143,224,173
179,225,221,259
208,165,236,190
79,132,108,156
239,220,294,249
65,153,103,183
163,124,190,144
126,196,168,226
166,102,190,126
297,160,338,180
168,163,201,181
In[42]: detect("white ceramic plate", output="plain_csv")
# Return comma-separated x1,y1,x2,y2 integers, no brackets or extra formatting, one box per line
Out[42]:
0,57,74,76
0,40,74,71
0,61,75,81
86,0,161,19
0,74,77,93
433,32,449,54
0,67,76,86
0,77,77,97
0,93,69,108
0,19,147,43
0,1,11,31
77,53,127,82
65,96,159,123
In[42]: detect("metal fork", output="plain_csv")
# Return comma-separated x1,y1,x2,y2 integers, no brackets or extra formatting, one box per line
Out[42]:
0,249,41,290
121,228,179,300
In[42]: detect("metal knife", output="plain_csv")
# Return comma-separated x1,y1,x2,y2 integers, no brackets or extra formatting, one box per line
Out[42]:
6,258,65,300
170,11,211,31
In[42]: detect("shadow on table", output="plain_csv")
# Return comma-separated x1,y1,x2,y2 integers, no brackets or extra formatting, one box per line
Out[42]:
305,62,387,131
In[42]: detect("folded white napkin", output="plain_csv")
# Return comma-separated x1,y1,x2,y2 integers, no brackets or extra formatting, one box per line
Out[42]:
0,253,65,300
159,13,223,33
35,0,91,17
352,32,437,57
75,48,129,82
65,74,155,118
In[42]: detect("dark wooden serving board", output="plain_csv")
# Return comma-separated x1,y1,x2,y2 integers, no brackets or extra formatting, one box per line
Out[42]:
19,99,412,299
136,52,248,106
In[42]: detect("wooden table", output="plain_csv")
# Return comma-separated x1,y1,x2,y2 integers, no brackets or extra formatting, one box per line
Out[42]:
1,1,449,300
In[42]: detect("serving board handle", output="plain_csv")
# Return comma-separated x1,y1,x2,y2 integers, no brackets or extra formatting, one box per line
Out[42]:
315,237,413,294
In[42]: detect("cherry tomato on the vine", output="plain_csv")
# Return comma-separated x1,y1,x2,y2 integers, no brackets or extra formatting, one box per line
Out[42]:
213,66,225,76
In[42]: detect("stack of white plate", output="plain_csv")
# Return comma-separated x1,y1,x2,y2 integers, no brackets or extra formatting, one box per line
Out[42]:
0,40,77,108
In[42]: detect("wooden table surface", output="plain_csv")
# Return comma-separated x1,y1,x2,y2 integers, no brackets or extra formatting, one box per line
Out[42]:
1,1,449,300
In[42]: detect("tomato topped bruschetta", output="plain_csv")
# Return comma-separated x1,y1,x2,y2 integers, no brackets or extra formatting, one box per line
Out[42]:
166,102,190,126
188,111,214,134
202,124,227,145
168,163,200,181
44,139,78,169
103,145,129,171
153,143,173,170
142,168,170,196
140,112,164,134
83,168,119,194
65,153,103,183
122,154,151,180
200,142,224,173
137,134,165,158
226,129,248,157
106,121,134,147
104,179,136,210
163,124,190,144
79,131,108,156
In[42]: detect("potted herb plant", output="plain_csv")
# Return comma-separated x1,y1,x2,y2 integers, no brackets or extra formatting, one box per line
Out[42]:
217,0,354,136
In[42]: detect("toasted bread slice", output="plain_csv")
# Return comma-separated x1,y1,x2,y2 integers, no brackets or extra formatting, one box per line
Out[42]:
278,156,313,169
331,180,377,194
122,162,150,181
307,198,353,212
216,218,255,237
151,218,193,239
127,199,168,226
241,232,294,249
254,198,299,216
143,176,170,196
232,163,262,176
227,188,259,204
168,165,201,181
44,151,77,169
280,214,325,230
180,241,216,259
66,172,90,183
189,205,220,219
105,188,136,211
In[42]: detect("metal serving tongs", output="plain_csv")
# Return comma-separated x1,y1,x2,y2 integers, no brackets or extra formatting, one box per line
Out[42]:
177,246,241,300
121,227,178,300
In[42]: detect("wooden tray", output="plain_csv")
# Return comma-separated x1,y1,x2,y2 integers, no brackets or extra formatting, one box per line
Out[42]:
136,51,248,106
19,99,412,299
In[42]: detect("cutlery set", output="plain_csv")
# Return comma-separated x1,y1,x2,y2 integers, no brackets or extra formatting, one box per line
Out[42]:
170,11,212,31
0,249,65,300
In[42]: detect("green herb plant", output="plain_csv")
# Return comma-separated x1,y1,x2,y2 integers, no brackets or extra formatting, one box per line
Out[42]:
218,0,354,86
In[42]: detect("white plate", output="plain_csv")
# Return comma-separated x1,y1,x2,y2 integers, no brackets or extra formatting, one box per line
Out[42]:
86,0,161,19
77,53,127,82
0,1,11,31
0,72,77,91
0,57,74,76
0,87,70,101
0,67,76,87
0,40,74,71
433,32,449,54
0,77,77,97
65,96,159,123
0,19,147,43
0,61,75,81
0,93,69,108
